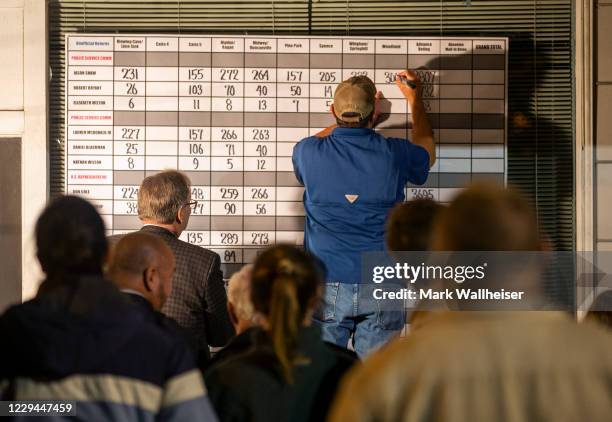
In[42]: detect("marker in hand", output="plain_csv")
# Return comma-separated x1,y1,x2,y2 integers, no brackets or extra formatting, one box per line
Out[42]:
397,74,417,89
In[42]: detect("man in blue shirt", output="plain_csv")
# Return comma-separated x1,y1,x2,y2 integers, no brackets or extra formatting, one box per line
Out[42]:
292,70,435,357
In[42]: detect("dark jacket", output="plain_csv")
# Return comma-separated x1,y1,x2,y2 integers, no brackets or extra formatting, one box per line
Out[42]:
204,326,358,422
110,225,235,363
202,327,259,371
0,275,217,422
202,327,259,372
204,327,359,373
122,290,193,348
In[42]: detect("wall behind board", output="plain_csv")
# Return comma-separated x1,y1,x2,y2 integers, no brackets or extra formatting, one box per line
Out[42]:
0,138,22,312
0,0,47,303
596,1,612,252
595,0,612,289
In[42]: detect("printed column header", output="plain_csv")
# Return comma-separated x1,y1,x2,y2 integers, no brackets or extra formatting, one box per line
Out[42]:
245,38,277,53
441,40,473,54
310,39,342,54
212,38,245,53
179,37,212,52
473,40,506,54
114,37,146,51
277,39,309,53
343,39,374,54
146,37,179,52
408,40,441,55
69,36,113,51
375,39,408,55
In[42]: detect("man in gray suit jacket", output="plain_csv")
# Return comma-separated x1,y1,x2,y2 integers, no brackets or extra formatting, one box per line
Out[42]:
112,170,234,366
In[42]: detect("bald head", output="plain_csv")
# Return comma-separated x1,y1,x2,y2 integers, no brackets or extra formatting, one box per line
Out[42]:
109,232,175,310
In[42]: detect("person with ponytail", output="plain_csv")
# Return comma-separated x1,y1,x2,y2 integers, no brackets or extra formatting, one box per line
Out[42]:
205,245,358,422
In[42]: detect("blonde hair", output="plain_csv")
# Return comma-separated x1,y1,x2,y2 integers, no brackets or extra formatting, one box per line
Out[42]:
227,265,256,322
251,246,321,383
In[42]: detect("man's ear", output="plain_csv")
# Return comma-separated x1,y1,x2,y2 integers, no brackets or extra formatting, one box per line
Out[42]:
143,267,156,292
330,104,336,117
176,206,187,225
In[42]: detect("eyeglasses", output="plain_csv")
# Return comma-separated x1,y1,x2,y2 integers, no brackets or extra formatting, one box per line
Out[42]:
185,200,198,210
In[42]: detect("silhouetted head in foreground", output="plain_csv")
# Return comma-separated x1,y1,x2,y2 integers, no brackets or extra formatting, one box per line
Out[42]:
432,183,541,252
386,198,444,252
251,245,322,383
431,183,545,308
36,195,107,283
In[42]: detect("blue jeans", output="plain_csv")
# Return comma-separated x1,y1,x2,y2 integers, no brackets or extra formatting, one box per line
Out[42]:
313,282,405,359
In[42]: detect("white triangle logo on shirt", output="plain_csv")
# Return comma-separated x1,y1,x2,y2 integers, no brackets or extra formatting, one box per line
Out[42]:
345,194,359,203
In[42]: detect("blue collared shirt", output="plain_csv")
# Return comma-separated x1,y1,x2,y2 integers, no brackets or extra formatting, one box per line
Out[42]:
293,127,430,283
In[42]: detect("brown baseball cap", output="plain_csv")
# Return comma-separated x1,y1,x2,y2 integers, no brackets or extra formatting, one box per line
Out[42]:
333,75,377,123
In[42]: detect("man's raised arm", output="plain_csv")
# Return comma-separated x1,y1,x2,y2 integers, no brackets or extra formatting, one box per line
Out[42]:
396,70,436,167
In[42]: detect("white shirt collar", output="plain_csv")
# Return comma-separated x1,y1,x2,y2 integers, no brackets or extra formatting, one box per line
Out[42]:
120,288,146,299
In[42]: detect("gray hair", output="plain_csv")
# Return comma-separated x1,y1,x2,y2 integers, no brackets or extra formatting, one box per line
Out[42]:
138,170,191,224
227,264,256,322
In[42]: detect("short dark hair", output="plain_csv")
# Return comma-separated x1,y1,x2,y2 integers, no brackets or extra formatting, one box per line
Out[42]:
36,196,107,278
386,199,444,251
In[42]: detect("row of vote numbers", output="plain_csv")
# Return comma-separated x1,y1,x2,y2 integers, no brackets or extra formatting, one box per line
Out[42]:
113,96,336,112
116,186,445,203
113,81,327,97
119,186,283,201
185,231,274,247
114,127,278,141
180,232,302,247
115,68,436,84
112,157,279,171
117,186,294,216
107,186,438,202
212,248,264,264
114,141,278,156
115,200,281,216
